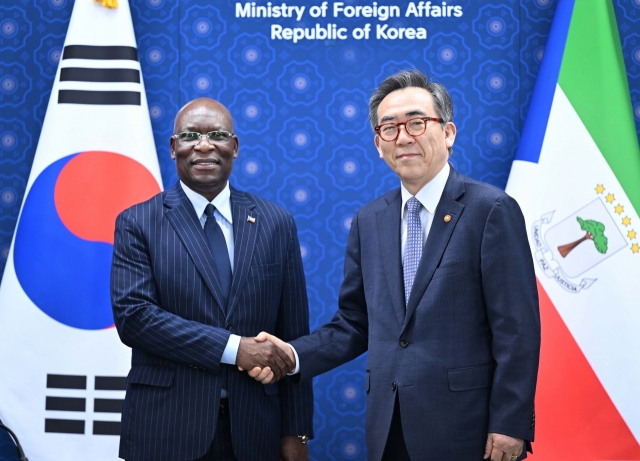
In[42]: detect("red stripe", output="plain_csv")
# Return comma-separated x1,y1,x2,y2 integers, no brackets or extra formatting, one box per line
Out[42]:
531,280,640,459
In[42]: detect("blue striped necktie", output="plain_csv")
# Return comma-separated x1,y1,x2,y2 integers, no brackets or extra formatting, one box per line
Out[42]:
204,204,232,310
404,197,423,306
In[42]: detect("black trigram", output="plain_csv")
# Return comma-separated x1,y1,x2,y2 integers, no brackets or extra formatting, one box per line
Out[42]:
44,373,126,436
58,45,141,106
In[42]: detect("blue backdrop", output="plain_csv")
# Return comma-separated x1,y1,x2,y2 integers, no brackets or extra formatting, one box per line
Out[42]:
1,1,640,460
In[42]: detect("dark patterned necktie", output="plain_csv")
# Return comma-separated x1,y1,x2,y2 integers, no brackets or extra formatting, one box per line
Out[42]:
403,197,423,306
204,204,232,309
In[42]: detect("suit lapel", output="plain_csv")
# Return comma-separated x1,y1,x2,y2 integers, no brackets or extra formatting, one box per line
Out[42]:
376,190,405,326
163,183,227,313
403,167,466,331
226,187,258,319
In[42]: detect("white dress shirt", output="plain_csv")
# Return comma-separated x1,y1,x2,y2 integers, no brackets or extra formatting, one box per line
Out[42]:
180,181,241,374
289,163,451,374
400,162,450,261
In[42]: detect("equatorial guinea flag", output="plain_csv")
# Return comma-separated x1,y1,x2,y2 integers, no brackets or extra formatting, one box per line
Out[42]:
0,0,162,459
506,0,640,459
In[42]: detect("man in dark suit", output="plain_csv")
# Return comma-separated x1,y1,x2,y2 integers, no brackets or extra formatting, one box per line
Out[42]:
254,70,540,461
110,98,313,461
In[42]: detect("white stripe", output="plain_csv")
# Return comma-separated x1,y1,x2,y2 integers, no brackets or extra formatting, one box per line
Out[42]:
58,81,142,92
61,59,141,69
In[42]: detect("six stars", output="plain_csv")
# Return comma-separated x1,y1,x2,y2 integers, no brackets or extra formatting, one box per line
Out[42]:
596,185,636,254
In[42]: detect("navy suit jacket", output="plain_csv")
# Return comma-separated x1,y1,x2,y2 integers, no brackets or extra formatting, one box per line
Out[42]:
290,166,540,461
111,183,313,461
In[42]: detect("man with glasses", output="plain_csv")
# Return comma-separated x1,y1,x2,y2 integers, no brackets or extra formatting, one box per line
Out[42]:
252,70,540,461
111,98,313,461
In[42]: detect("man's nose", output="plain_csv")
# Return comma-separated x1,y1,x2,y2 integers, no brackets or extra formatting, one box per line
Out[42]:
396,124,414,144
194,138,215,151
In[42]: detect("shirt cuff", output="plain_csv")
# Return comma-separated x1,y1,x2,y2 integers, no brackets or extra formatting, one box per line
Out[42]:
288,343,300,375
221,334,241,365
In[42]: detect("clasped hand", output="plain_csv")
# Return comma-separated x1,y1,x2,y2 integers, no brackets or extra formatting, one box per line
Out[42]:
236,333,295,384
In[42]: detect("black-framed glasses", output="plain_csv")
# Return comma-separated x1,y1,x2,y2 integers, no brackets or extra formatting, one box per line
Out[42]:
173,131,234,145
374,117,443,142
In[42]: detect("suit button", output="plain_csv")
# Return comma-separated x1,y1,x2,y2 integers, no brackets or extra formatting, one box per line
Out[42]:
399,340,408,348
226,324,233,332
391,382,397,391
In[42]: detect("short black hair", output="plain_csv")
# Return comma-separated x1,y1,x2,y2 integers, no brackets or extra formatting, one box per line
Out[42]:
369,69,454,155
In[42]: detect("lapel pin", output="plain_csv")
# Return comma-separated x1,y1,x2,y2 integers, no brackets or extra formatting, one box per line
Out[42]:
247,215,256,223
444,214,452,223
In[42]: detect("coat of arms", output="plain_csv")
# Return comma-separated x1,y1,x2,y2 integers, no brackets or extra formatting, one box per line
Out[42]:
531,184,637,293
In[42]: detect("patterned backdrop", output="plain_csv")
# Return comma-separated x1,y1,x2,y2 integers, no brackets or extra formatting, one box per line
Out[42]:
1,0,639,459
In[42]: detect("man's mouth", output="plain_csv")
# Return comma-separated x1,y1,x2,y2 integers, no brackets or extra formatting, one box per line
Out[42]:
193,159,219,166
397,153,419,160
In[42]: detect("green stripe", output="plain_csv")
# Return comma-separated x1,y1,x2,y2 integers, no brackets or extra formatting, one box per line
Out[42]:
558,0,640,212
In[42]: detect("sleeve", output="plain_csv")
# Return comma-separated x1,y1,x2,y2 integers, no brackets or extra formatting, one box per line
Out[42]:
275,214,315,438
289,211,369,383
481,195,541,444
110,209,232,372
221,334,241,364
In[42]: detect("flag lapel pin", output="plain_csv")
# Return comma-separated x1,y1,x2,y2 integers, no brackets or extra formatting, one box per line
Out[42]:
247,216,256,223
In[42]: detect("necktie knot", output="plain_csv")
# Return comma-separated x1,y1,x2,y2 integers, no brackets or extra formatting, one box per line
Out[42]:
407,196,422,216
204,203,215,218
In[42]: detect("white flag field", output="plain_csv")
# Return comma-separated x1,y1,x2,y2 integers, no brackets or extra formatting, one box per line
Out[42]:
0,0,162,459
506,0,640,459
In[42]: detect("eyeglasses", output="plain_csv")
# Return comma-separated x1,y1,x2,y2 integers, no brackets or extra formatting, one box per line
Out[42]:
374,117,443,142
173,131,234,145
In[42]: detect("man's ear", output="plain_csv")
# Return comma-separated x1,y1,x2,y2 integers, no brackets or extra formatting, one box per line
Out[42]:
233,135,239,159
444,122,457,149
170,136,176,160
374,135,383,159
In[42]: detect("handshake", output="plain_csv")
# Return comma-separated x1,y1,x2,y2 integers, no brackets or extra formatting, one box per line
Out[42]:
236,332,295,384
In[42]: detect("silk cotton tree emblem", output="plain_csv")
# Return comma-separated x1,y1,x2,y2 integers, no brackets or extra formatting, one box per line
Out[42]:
557,217,608,258
529,184,631,294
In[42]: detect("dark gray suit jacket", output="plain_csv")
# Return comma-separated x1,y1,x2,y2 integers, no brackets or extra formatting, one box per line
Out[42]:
291,166,540,461
111,183,313,461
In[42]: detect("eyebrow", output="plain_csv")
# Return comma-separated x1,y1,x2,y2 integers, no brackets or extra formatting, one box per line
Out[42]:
379,109,428,124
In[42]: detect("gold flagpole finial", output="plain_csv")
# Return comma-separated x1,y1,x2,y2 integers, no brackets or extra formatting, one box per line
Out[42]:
94,0,118,9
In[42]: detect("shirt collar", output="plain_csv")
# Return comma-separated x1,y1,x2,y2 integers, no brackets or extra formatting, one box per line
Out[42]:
400,162,450,217
180,181,233,224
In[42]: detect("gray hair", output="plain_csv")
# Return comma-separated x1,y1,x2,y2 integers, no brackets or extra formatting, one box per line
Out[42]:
369,69,454,155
